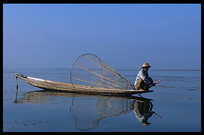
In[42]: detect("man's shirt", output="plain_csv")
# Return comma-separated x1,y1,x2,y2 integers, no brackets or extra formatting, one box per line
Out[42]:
134,69,151,85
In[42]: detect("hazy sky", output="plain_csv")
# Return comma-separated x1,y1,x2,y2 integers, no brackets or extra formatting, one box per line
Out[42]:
3,4,201,70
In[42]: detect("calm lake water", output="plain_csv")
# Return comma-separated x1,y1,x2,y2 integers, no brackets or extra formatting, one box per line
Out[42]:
3,68,201,132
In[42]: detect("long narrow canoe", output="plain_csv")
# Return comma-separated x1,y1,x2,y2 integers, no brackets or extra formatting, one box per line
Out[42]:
12,73,153,96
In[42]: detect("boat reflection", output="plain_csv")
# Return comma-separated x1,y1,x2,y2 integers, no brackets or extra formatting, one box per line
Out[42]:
16,90,161,131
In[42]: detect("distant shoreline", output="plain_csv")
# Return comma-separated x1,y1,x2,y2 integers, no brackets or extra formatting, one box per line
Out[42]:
3,68,201,71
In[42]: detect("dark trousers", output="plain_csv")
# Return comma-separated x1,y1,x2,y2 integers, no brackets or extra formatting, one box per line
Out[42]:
135,77,153,90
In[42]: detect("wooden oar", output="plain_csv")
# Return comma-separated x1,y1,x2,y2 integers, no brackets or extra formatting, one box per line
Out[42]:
153,111,162,119
149,80,162,88
155,80,162,84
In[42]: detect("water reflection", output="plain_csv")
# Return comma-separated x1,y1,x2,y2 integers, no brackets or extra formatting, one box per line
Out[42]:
70,96,135,131
134,98,162,126
16,90,161,131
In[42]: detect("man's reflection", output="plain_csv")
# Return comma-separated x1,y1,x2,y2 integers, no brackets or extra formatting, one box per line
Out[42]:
134,99,162,126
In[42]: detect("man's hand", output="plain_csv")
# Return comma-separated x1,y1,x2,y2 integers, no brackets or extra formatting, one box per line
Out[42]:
151,83,156,86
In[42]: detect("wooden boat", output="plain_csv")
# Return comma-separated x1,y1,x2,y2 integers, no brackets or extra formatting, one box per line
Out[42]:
12,73,153,96
12,54,160,96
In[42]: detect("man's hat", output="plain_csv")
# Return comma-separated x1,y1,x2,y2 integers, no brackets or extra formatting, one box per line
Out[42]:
141,63,151,68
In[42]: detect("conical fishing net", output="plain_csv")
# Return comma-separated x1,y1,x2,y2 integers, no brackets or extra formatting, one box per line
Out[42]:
70,53,134,90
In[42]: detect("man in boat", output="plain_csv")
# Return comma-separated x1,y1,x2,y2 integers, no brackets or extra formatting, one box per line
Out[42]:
134,63,156,91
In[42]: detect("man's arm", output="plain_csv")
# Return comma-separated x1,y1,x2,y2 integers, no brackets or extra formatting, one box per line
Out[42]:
140,70,151,85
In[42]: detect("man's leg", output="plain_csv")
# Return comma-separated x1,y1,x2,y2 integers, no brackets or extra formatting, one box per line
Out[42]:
135,79,150,91
144,77,153,90
142,81,150,91
135,79,143,90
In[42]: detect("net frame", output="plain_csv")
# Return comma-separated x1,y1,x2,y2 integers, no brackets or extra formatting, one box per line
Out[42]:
70,53,134,90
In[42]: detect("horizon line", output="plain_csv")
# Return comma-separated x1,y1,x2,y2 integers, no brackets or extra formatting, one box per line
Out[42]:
3,67,201,71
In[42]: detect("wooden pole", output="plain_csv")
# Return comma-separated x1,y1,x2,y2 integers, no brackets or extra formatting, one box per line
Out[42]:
153,112,162,119
14,77,18,103
16,77,18,89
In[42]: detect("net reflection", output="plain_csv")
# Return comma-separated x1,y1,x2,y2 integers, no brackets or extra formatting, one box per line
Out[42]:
70,96,135,131
70,95,158,131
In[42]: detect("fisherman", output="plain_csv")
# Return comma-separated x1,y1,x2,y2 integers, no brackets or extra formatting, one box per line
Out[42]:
134,63,156,91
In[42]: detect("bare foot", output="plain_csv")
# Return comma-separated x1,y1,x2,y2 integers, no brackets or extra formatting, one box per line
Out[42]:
137,89,145,91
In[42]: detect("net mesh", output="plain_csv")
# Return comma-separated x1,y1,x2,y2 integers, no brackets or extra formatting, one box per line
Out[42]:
70,53,134,90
